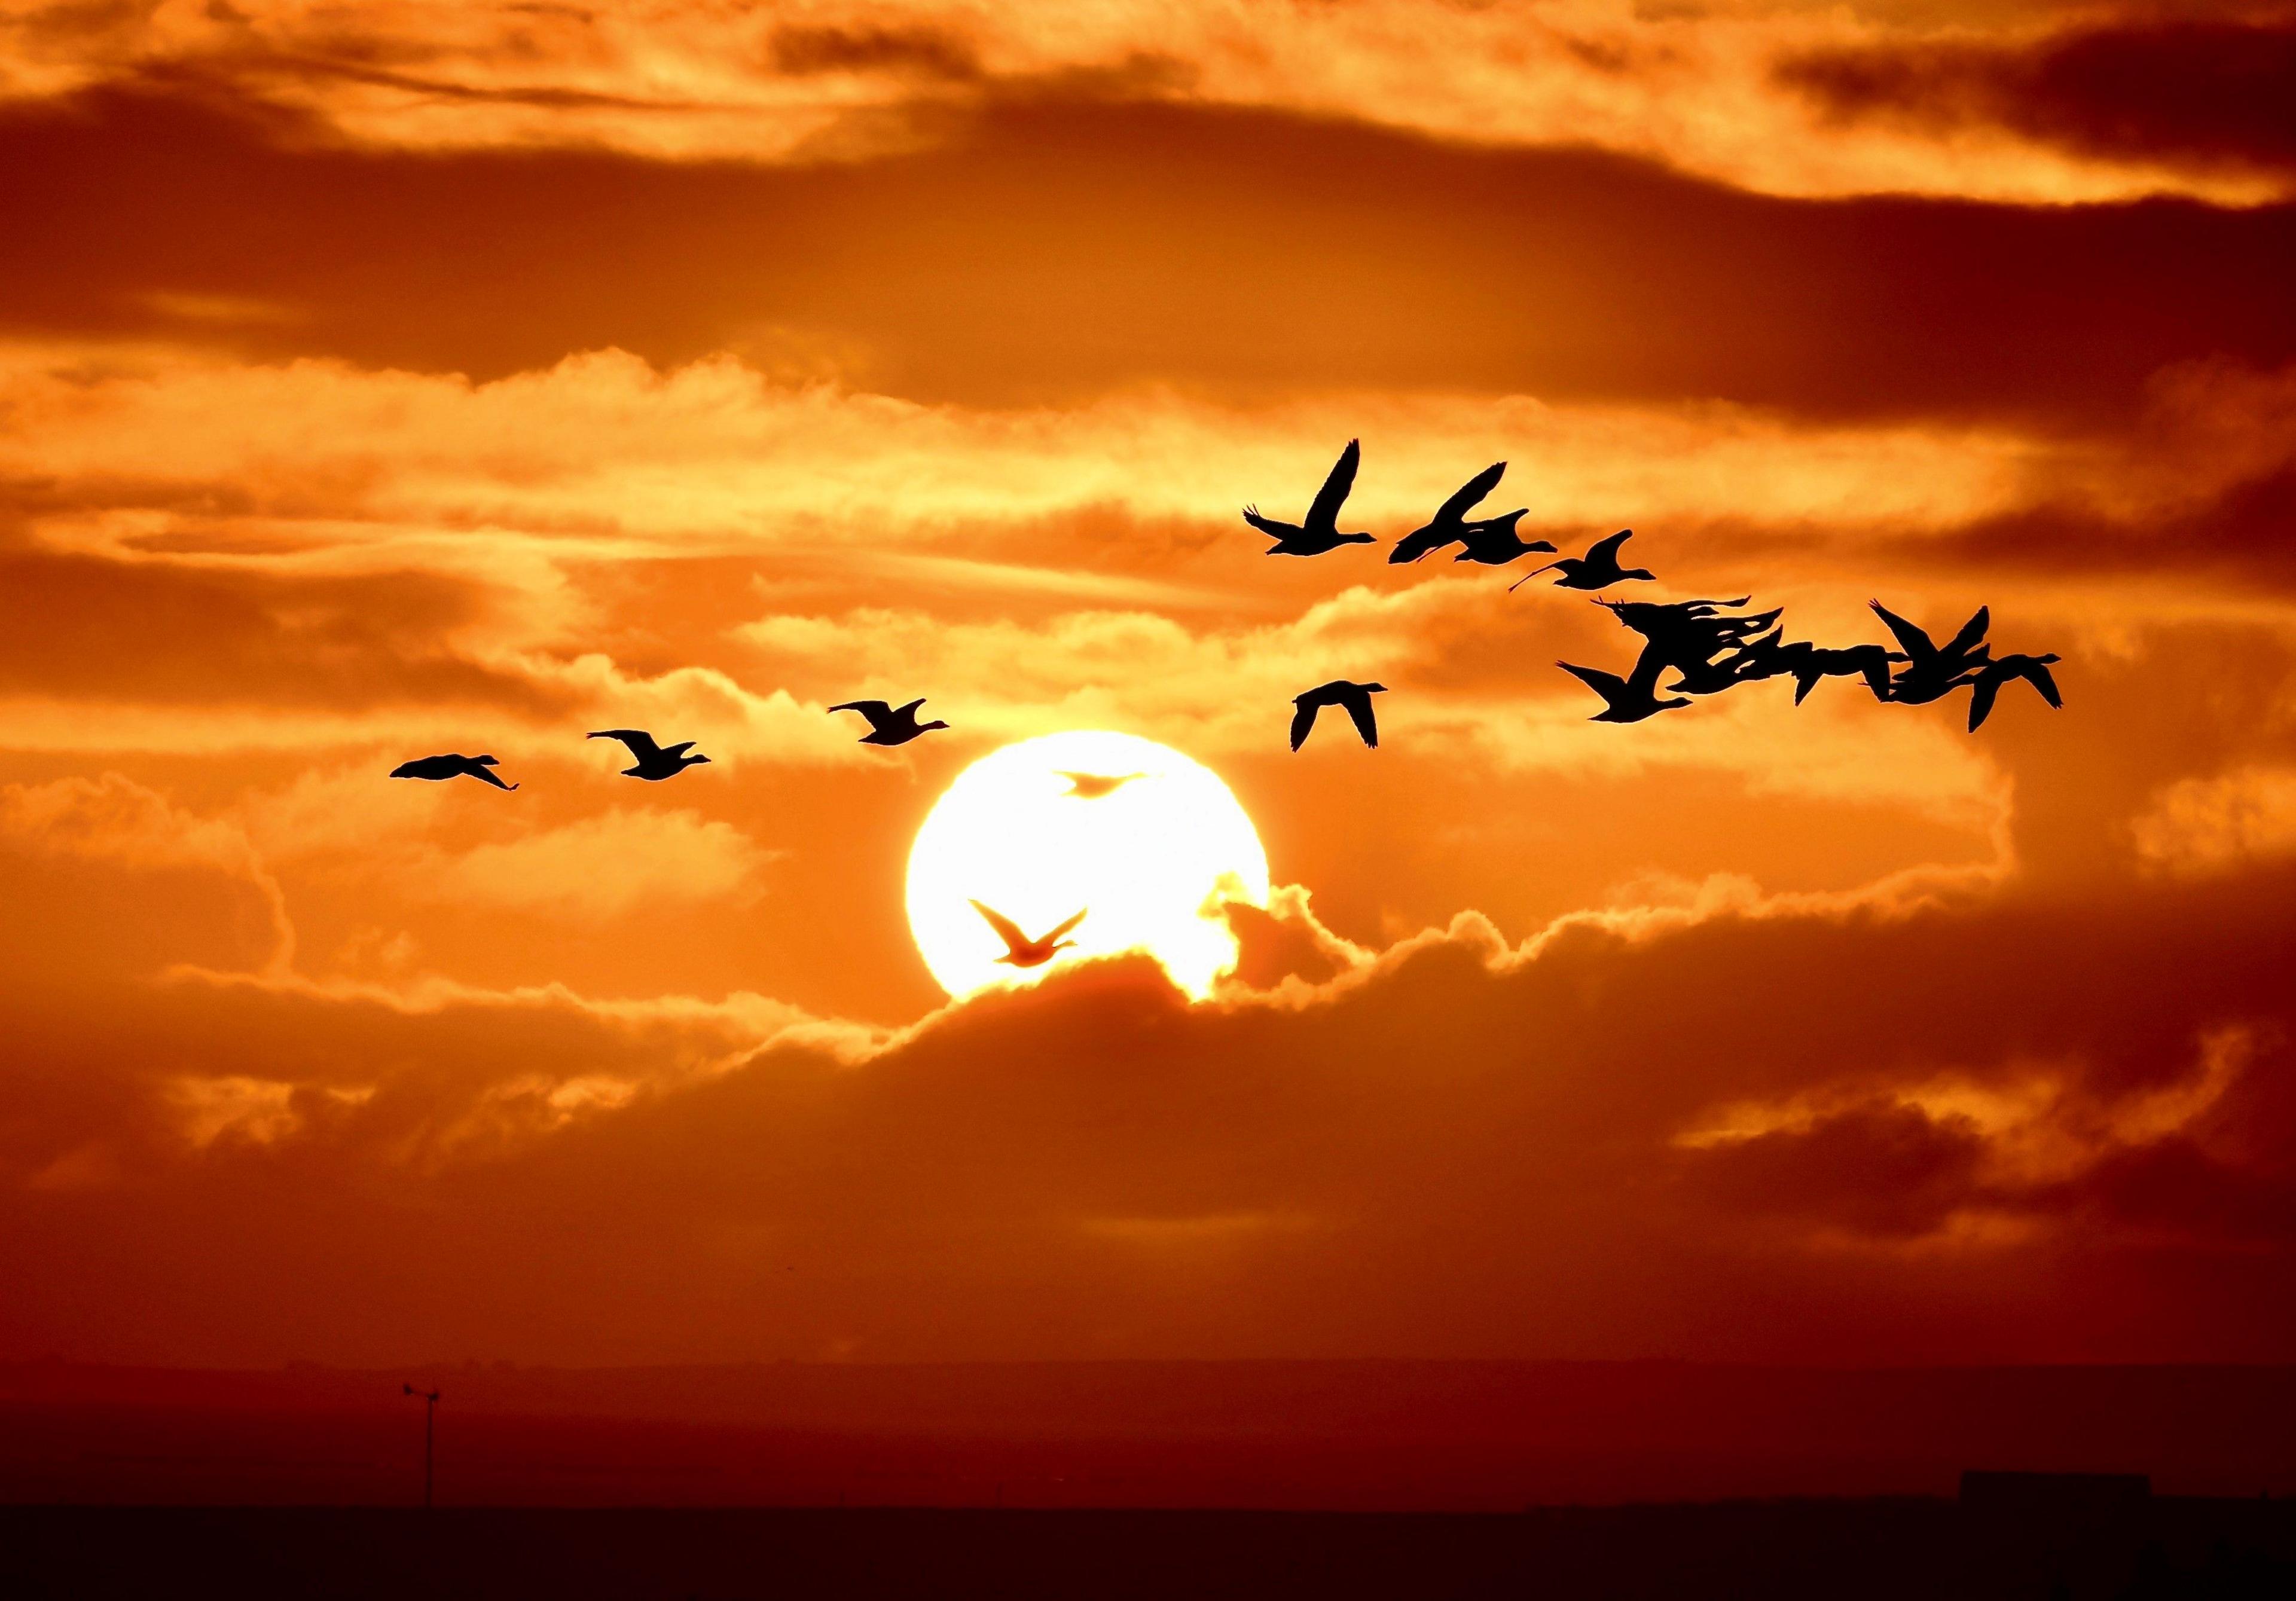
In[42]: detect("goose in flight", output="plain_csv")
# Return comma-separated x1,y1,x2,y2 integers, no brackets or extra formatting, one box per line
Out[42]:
970,900,1087,968
389,753,518,790
1555,659,1690,723
1871,601,1992,705
829,698,949,745
1966,653,2062,731
1389,461,1550,566
1788,643,1900,704
1243,440,1376,556
1512,529,1655,591
588,728,710,781
1057,771,1146,799
1290,679,1386,750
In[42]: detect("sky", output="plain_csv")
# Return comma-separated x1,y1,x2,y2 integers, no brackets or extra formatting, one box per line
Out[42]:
4,0,2296,1371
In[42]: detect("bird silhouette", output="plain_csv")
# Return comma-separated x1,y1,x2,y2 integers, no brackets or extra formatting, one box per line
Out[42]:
1389,461,1552,566
1452,511,1558,567
829,698,949,745
1871,601,1993,705
1787,643,1900,704
1290,680,1386,750
1243,441,1376,556
1556,659,1690,723
1966,652,2063,731
587,728,710,780
389,753,518,790
970,900,1087,967
1057,771,1146,799
1513,529,1655,591
1602,597,1776,692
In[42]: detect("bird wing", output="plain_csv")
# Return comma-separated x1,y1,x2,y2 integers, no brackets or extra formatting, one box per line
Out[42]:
1389,526,1457,564
1241,507,1292,539
1586,528,1633,564
1945,606,1992,659
1434,460,1506,523
465,761,517,790
588,729,662,759
893,698,927,721
664,741,698,757
1966,675,2001,732
388,757,433,778
2026,661,2063,708
1043,908,1088,942
1556,660,1625,699
1306,439,1360,531
1868,600,1936,665
968,899,1028,954
1288,698,1320,751
1340,690,1379,748
829,700,891,721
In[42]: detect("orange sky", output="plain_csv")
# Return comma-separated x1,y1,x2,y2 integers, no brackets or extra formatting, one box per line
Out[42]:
4,0,2296,1370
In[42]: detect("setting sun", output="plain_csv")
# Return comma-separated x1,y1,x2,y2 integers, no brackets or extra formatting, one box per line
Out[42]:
905,732,1269,1001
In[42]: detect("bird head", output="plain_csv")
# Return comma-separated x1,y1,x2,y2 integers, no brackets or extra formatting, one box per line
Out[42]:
1341,531,1376,544
1361,682,1389,694
921,719,951,732
475,754,499,764
686,753,713,765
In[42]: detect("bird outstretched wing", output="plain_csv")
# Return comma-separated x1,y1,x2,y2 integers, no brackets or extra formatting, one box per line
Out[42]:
893,698,928,720
1288,698,1320,751
1306,439,1360,530
1435,460,1506,523
1389,525,1458,564
2025,660,2063,708
1043,908,1088,942
1556,660,1625,698
465,760,517,791
829,700,891,720
969,899,1027,953
1341,692,1379,748
1241,506,1289,538
588,729,663,760
1586,528,1633,564
1868,600,1937,665
1945,606,1992,659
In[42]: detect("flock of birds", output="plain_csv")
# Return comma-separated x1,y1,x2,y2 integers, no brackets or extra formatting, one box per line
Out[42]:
383,440,2062,960
1250,440,2062,745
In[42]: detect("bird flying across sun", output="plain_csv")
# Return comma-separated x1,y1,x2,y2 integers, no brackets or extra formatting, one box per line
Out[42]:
1242,440,1376,556
588,728,710,780
969,900,1088,968
1291,680,1387,750
830,698,949,745
389,753,518,790
1057,771,1146,799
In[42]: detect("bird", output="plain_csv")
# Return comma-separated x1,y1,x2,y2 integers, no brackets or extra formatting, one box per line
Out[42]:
1057,771,1145,799
587,728,710,780
1389,461,1551,566
1512,529,1655,591
1242,441,1376,556
389,753,518,790
1965,653,2062,731
1451,511,1558,568
1870,601,1993,705
829,698,949,745
1290,680,1386,750
969,900,1087,968
1555,659,1690,723
1787,643,1900,704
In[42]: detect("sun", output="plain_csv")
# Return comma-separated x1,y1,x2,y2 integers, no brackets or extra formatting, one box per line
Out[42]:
906,731,1270,1001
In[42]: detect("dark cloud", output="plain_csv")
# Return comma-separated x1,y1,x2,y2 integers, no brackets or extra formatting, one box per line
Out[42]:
7,88,2296,421
765,23,983,82
1781,15,2296,175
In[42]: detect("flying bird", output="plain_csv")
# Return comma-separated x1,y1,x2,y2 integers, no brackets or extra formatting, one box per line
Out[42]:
1390,461,1550,566
1555,660,1690,723
1290,679,1386,751
1966,652,2063,731
969,900,1087,968
829,698,949,745
1787,643,1901,704
1513,529,1656,591
389,753,518,790
1057,771,1145,799
1870,600,1993,705
587,728,710,780
1242,440,1376,556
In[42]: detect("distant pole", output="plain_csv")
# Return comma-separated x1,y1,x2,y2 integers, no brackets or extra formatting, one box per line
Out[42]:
402,1384,441,1508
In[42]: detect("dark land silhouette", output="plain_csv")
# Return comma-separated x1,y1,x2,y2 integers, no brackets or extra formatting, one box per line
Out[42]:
1290,680,1386,750
828,699,949,746
387,753,518,790
1243,441,1377,556
586,728,711,780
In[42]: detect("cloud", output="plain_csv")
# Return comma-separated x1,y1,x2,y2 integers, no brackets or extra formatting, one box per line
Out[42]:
2133,765,2296,874
427,806,774,918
